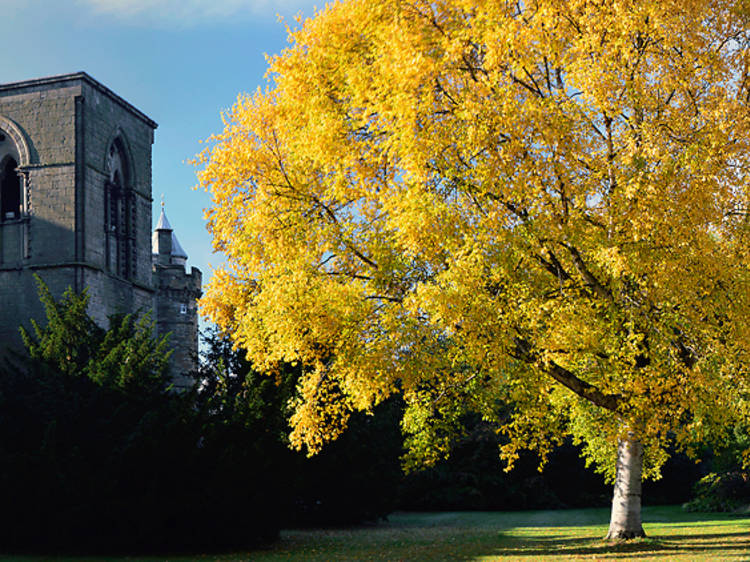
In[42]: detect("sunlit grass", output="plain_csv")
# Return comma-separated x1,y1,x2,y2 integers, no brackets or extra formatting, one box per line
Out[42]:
250,506,750,561
3,505,749,561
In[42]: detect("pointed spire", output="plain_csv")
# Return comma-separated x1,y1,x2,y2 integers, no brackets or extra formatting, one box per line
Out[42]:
155,206,172,231
152,200,188,264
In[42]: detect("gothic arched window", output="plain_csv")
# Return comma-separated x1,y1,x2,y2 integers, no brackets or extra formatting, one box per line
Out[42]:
0,156,20,221
104,140,136,279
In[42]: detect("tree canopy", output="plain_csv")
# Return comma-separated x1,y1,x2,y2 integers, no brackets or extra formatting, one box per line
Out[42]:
198,0,750,534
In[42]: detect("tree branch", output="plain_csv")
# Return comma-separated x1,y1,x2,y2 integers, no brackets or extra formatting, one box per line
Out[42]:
562,243,612,301
513,336,621,412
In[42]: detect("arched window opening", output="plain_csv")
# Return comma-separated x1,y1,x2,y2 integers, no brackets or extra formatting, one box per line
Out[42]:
0,157,20,221
105,140,136,279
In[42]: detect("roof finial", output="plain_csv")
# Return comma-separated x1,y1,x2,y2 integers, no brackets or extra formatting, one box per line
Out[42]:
161,193,165,208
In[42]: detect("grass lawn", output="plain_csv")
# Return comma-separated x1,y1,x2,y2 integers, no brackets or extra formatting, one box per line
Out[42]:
3,505,749,561
250,506,750,561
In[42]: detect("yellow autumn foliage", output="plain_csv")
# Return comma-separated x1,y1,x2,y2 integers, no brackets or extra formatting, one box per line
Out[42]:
197,0,750,480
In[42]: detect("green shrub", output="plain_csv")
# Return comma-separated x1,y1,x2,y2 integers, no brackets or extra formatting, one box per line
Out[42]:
684,472,750,512
0,280,279,553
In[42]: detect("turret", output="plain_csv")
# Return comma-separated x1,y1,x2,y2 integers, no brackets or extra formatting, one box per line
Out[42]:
152,203,189,268
151,201,202,390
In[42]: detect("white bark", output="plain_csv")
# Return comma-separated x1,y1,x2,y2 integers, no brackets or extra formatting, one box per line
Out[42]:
606,436,646,540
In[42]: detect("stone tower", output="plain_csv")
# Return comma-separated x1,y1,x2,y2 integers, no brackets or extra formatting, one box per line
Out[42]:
152,203,201,389
0,72,201,381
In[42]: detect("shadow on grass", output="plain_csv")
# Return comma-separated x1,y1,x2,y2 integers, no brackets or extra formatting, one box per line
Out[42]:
479,530,750,559
486,540,671,558
365,509,750,561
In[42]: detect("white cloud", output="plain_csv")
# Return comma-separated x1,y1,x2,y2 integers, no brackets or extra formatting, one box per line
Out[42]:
75,0,318,25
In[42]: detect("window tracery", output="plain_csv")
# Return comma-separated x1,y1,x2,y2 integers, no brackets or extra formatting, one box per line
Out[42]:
104,140,136,279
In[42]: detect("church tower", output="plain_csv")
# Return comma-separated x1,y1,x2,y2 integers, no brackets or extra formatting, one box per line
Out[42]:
0,72,201,381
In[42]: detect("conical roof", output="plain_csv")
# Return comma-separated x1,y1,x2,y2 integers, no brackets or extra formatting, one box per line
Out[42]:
155,207,172,230
170,231,188,259
152,204,188,261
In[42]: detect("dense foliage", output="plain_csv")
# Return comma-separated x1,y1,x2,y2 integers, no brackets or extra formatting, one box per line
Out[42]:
684,426,750,512
684,472,750,512
0,279,712,554
195,327,403,527
0,283,401,553
400,416,703,511
0,281,279,553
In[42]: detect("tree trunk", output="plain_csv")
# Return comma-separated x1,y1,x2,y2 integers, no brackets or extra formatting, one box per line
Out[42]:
606,436,646,540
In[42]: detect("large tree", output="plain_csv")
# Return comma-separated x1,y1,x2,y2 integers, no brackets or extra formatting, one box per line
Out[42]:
198,0,750,538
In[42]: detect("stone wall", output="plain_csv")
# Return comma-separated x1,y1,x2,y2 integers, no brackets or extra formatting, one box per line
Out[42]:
0,73,157,351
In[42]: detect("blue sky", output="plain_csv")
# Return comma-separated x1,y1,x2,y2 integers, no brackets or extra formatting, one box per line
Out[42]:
3,0,319,300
